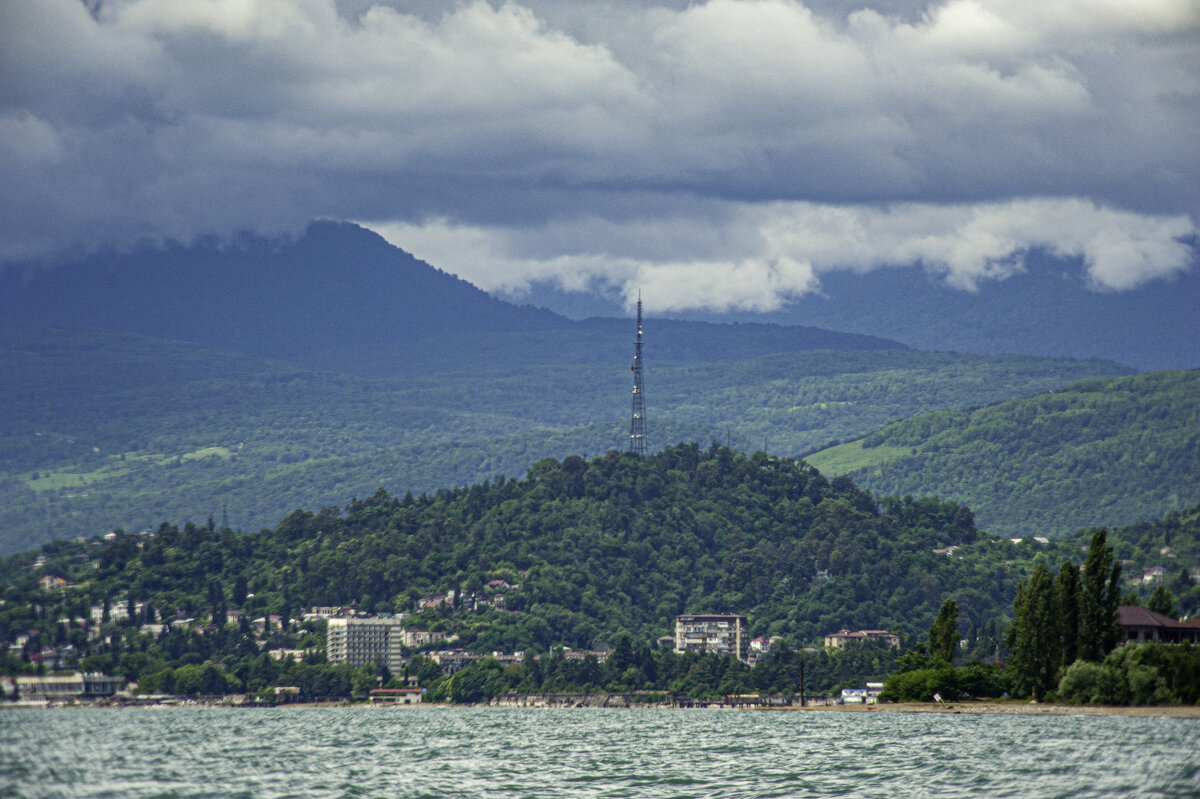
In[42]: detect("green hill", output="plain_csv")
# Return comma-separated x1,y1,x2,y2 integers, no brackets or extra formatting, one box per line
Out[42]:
0,323,1131,553
4,444,1197,697
806,370,1200,537
0,444,1055,650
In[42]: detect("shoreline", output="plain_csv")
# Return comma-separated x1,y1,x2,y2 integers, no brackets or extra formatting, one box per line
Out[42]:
784,701,1200,719
7,697,1199,718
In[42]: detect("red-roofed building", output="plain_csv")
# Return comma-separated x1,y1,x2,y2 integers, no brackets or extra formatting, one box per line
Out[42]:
1117,605,1200,645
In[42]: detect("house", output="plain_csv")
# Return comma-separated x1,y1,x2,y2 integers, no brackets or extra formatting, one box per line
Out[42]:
402,629,449,648
15,672,125,700
1117,606,1200,645
306,606,359,620
1141,567,1167,586
823,629,900,650
38,575,68,591
430,649,480,674
369,686,427,705
251,615,282,632
418,592,454,610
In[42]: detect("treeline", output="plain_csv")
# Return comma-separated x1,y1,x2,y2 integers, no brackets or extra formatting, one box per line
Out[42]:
842,369,1200,537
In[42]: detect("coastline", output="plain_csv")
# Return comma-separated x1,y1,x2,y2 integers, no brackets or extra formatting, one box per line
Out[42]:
787,701,1200,719
7,696,1199,718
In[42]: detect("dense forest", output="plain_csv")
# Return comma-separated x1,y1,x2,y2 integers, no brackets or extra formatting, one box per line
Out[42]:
0,322,1130,553
5,443,1198,702
807,369,1200,537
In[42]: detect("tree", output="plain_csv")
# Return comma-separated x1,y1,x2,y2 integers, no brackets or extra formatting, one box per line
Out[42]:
1053,560,1079,669
1006,563,1058,698
1147,586,1176,617
928,599,959,666
1077,530,1122,661
232,574,248,607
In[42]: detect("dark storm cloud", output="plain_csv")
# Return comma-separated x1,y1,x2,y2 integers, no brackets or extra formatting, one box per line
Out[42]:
1,0,1197,309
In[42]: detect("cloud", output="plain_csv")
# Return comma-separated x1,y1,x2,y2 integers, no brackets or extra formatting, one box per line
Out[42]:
1,0,1197,299
371,198,1197,312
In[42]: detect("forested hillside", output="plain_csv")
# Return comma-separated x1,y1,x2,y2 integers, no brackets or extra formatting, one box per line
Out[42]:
0,323,1130,553
0,444,1056,655
4,445,1196,700
806,369,1200,537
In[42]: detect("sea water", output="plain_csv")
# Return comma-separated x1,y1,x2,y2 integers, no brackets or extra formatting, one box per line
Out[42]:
2,706,1198,798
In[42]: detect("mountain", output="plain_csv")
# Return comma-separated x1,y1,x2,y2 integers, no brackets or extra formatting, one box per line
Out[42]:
0,323,1130,554
0,221,904,376
805,369,1200,537
503,249,1200,371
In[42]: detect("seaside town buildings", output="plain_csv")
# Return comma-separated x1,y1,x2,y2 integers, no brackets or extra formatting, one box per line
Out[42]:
674,614,749,661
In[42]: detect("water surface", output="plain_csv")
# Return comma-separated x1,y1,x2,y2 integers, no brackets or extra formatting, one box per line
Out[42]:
2,706,1197,798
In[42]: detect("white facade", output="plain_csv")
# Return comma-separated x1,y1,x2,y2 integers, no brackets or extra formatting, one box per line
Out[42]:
326,617,407,675
674,614,749,661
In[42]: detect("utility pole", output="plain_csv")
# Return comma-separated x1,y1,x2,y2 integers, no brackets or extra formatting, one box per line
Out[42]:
628,292,647,456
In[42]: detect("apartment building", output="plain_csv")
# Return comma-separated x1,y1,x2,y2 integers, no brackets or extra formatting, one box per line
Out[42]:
326,617,407,675
674,614,749,662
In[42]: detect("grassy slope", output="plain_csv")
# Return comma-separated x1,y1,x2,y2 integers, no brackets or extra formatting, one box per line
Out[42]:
0,322,1133,553
807,370,1200,537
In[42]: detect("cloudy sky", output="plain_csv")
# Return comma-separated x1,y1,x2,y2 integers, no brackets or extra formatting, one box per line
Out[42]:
2,0,1197,312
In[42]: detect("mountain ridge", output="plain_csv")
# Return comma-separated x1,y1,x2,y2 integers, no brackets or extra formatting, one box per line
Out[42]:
0,221,906,377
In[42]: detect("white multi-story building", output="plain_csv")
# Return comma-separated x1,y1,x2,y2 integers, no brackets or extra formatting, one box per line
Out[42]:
674,614,749,662
326,617,407,675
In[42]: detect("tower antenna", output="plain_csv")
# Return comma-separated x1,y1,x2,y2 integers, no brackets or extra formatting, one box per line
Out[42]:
628,291,648,456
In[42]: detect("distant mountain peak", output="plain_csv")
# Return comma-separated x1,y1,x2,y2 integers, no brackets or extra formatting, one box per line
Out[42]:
1,220,909,375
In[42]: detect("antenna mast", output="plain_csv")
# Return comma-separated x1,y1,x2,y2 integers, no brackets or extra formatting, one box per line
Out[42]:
629,292,647,456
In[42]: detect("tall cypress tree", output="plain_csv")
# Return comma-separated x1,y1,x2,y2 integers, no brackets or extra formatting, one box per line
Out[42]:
928,599,959,666
1007,563,1058,698
1053,560,1080,669
1077,530,1122,661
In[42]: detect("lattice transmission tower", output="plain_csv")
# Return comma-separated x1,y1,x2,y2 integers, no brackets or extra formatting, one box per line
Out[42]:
628,292,648,456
